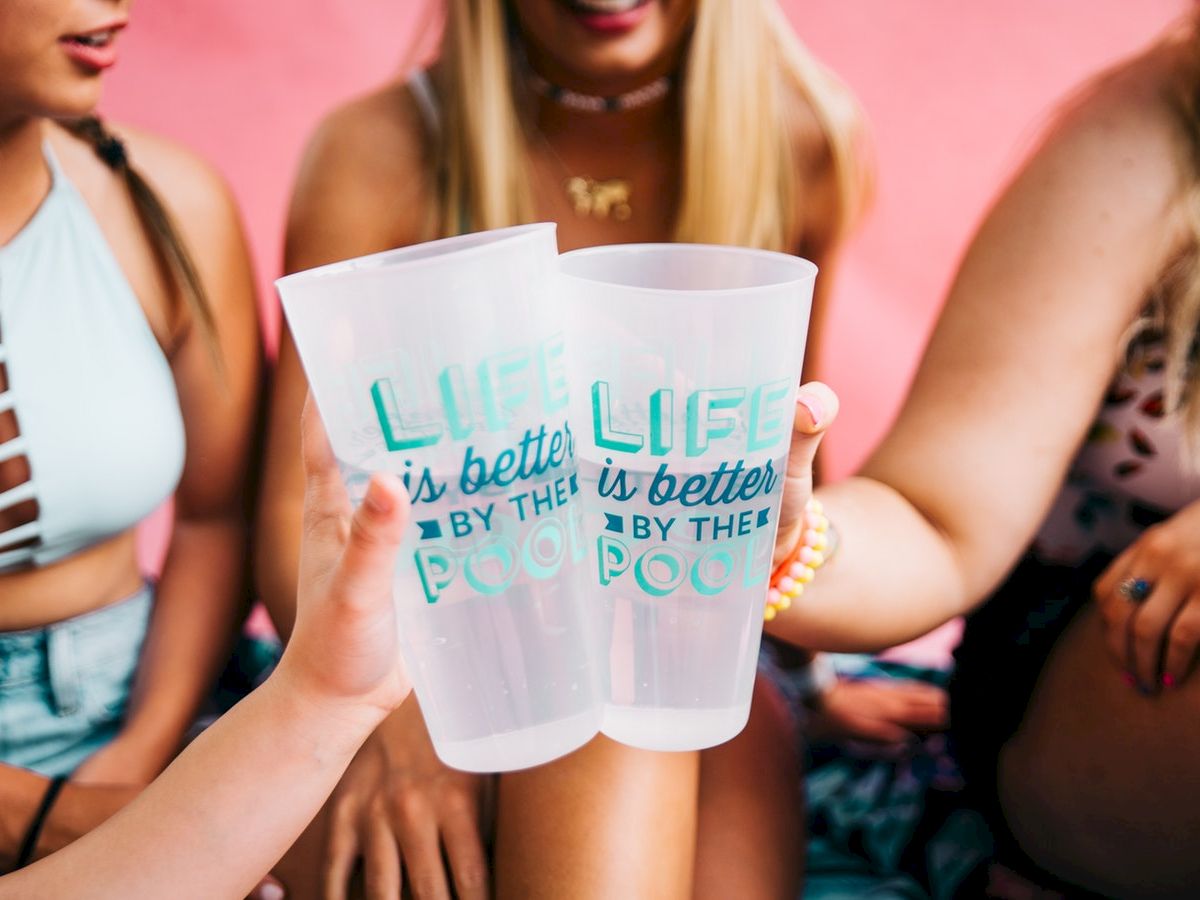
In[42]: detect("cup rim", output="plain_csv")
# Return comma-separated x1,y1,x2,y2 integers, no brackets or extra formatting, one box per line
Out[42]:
558,242,818,298
275,222,557,293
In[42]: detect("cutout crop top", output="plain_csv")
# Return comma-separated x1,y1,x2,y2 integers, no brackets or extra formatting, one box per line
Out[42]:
0,142,184,571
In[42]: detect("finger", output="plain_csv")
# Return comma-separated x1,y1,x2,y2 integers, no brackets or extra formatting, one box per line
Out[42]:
1094,543,1137,602
886,691,949,731
321,804,360,900
1162,597,1200,688
775,383,839,559
1127,576,1186,692
361,811,402,900
394,815,452,900
327,473,410,615
879,680,948,703
834,708,913,745
441,810,490,900
248,875,287,900
301,393,351,518
301,394,354,590
1093,555,1137,677
787,382,840,482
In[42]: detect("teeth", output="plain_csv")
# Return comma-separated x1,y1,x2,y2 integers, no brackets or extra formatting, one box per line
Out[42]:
572,0,645,14
74,30,113,47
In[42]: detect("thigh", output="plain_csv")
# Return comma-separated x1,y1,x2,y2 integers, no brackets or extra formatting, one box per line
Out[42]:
999,605,1200,898
494,734,700,900
694,676,804,900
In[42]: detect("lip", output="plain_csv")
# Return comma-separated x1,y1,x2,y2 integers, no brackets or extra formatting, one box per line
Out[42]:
565,0,654,36
58,21,127,72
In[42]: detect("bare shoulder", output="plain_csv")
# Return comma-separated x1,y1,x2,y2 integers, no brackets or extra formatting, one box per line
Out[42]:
1033,39,1193,231
48,119,243,254
287,79,436,268
303,79,430,182
780,81,835,179
108,124,246,261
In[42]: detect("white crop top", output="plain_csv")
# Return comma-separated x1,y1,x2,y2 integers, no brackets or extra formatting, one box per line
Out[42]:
0,142,185,571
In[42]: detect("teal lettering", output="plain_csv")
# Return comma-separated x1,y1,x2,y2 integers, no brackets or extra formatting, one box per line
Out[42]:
463,538,518,595
439,365,474,440
537,333,570,413
598,535,631,586
649,388,673,456
479,349,531,431
592,381,644,454
746,379,791,452
686,388,745,457
634,547,687,597
371,379,442,451
414,546,456,604
691,548,735,596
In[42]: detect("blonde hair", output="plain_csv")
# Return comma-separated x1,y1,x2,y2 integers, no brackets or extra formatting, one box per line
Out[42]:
428,0,868,252
1158,13,1200,443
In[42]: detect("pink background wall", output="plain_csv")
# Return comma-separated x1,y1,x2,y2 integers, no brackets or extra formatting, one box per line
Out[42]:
108,2,1186,575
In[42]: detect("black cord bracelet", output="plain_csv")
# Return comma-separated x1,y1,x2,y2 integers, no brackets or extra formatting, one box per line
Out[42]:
14,775,67,870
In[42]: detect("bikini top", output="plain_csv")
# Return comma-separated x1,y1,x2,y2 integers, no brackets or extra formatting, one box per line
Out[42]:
1035,340,1200,564
0,142,184,571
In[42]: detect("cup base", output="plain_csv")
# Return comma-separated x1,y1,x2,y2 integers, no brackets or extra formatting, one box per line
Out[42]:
433,708,601,773
601,703,751,752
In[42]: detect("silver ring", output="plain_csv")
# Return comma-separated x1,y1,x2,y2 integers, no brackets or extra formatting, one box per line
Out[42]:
1119,577,1152,604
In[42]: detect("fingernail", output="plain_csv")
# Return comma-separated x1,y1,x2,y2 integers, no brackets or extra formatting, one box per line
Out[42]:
1122,672,1136,688
796,392,825,430
259,883,286,900
363,478,394,515
1163,673,1176,689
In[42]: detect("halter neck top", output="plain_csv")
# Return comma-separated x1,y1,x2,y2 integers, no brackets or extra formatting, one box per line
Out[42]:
0,142,184,571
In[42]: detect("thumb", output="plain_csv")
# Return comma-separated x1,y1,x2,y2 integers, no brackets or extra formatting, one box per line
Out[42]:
787,382,839,483
326,472,411,614
299,393,355,592
775,383,839,561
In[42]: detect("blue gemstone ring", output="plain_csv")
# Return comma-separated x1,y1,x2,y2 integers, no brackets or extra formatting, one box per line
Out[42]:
1119,577,1153,604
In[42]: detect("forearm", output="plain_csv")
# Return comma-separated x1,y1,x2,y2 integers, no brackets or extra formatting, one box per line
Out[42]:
766,476,972,653
120,517,248,771
2,670,381,899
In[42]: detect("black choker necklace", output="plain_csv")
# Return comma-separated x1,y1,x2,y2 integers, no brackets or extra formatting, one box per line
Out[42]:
526,70,672,113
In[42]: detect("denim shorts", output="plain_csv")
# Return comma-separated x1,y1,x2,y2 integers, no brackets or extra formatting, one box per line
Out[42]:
0,584,152,777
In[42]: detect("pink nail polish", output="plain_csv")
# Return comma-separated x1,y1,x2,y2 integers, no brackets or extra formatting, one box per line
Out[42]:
1163,673,1176,688
797,393,825,430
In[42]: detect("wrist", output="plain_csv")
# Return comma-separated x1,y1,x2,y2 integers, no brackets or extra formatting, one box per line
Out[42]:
772,521,805,569
97,722,183,782
269,656,391,753
766,498,835,621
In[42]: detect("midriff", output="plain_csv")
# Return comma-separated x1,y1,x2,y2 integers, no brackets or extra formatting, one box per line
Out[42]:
0,529,144,631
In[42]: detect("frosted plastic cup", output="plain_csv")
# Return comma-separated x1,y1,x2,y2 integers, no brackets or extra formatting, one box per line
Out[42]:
559,244,816,752
277,223,601,772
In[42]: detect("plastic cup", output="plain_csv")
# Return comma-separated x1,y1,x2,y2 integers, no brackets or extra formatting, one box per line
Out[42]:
559,243,816,751
277,223,601,772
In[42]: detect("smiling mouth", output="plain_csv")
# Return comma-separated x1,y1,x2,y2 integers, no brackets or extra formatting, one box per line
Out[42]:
564,0,651,14
62,26,123,49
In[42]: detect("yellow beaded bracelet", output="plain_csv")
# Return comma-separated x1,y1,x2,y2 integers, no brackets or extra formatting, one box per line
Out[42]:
764,497,835,621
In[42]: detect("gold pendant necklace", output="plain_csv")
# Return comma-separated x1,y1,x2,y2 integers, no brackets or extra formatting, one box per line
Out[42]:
564,176,632,221
526,70,673,224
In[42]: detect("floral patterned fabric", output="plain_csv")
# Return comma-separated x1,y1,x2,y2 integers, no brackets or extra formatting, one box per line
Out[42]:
1035,337,1200,566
